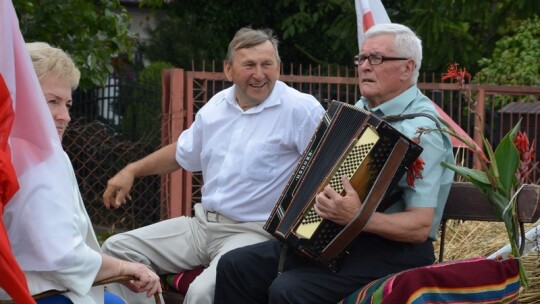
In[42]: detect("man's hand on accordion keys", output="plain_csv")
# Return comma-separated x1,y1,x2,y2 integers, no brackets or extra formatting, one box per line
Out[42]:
314,175,361,225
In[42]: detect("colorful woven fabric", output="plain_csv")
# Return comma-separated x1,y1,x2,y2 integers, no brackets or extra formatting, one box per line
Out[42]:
339,257,520,304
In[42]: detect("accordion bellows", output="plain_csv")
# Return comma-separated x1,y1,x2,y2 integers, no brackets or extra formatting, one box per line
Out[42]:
264,100,423,271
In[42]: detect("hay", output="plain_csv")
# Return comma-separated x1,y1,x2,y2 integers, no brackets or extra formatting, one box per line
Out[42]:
520,254,540,303
435,220,511,260
436,220,540,302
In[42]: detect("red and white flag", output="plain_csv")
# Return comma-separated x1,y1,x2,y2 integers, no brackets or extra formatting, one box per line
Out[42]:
0,76,34,303
1,0,78,284
354,0,390,50
0,2,36,302
354,0,472,148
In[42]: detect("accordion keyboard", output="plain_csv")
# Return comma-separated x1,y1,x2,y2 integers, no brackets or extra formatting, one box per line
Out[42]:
295,126,379,239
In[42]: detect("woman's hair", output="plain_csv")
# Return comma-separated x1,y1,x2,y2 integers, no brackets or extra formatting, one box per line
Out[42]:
26,42,81,90
365,23,423,83
226,27,281,64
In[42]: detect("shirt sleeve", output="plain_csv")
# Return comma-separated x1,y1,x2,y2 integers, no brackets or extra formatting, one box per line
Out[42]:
294,99,325,153
39,243,101,297
7,150,102,297
176,113,203,172
400,116,450,208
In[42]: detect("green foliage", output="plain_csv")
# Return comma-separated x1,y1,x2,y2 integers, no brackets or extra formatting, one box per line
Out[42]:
13,0,136,90
142,0,282,70
391,0,540,73
440,121,528,286
119,61,174,144
393,0,477,72
277,0,358,65
13,0,540,82
475,16,540,85
141,0,539,76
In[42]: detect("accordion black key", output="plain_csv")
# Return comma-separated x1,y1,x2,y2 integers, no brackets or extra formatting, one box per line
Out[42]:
264,100,423,272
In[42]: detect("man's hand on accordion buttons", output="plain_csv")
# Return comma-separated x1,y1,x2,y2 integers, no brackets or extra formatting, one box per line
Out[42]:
314,175,361,225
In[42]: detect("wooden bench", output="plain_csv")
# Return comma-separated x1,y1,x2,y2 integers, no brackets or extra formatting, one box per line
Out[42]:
161,182,540,303
438,182,540,262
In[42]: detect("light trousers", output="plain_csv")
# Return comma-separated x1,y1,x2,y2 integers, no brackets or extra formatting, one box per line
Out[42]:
101,203,272,304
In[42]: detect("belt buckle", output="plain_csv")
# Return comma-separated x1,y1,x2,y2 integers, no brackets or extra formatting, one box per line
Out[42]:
206,211,218,222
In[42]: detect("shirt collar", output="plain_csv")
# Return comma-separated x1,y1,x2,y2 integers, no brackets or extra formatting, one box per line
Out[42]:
224,81,284,113
360,85,418,117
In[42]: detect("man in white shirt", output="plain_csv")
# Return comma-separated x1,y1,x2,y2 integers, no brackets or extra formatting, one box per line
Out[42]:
101,27,325,304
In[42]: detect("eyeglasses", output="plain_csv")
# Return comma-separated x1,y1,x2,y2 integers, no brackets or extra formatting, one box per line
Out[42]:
354,54,409,65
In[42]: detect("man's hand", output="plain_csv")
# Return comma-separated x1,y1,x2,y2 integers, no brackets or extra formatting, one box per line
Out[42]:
314,175,361,225
103,167,135,209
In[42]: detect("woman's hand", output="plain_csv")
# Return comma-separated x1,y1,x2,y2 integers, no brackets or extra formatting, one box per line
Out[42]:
120,261,162,298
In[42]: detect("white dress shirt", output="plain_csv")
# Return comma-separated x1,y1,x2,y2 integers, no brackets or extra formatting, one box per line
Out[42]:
176,80,325,222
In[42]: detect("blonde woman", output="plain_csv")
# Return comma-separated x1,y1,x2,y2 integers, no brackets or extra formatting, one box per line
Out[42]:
1,42,161,304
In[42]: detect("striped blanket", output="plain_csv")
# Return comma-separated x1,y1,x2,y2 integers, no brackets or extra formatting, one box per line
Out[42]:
339,257,520,304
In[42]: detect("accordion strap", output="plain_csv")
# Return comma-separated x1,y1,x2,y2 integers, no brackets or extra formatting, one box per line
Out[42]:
376,189,403,212
383,113,441,129
277,244,288,276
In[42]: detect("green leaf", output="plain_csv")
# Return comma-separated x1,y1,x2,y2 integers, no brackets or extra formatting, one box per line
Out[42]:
486,190,512,219
441,162,491,190
494,120,521,194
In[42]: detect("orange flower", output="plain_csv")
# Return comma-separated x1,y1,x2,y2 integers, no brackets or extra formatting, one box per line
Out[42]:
407,157,425,187
441,63,471,86
514,131,537,184
515,131,531,155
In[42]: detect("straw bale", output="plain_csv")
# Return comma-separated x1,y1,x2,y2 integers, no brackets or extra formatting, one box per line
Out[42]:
520,253,540,304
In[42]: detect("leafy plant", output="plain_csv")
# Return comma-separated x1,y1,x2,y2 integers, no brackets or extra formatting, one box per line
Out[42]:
419,63,537,287
13,0,136,90
475,16,540,86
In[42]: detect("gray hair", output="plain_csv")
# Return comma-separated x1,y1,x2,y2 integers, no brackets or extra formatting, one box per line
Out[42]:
364,23,422,83
26,42,80,90
226,27,281,64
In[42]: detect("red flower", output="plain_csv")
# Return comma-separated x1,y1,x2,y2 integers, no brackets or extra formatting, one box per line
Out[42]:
514,131,537,184
407,157,425,187
514,131,530,154
441,63,471,86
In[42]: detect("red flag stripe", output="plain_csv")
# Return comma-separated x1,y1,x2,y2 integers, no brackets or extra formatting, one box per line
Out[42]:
0,75,15,152
362,11,375,32
0,74,19,204
0,69,34,303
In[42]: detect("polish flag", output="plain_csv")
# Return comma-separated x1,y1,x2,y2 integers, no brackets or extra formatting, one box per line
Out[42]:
354,0,472,148
354,0,390,50
0,2,36,302
1,0,78,287
0,80,34,303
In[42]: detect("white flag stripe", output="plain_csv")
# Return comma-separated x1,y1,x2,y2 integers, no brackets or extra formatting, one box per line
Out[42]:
355,0,391,51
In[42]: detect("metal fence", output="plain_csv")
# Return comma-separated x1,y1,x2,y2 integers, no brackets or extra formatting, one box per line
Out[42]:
68,75,164,233
68,64,540,233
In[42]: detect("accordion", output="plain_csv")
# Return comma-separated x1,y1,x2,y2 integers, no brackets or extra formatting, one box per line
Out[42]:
264,100,423,272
